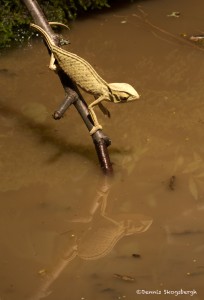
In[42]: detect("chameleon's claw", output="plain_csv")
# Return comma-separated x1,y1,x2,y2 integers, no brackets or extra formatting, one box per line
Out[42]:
89,124,103,136
59,38,70,46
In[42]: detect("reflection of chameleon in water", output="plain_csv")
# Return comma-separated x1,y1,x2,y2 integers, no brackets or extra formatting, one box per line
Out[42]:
30,213,152,300
30,178,152,300
75,213,152,261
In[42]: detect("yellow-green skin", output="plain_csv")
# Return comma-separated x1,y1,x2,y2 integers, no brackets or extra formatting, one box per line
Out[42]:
31,23,140,134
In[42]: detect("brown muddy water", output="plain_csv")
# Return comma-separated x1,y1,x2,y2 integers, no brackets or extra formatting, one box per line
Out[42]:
1,0,204,299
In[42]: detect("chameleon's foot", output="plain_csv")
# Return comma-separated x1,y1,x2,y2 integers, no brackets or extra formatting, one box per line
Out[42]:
89,124,102,135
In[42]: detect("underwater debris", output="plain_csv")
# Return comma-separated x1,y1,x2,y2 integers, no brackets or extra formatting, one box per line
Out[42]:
167,12,180,18
169,175,176,191
113,273,135,282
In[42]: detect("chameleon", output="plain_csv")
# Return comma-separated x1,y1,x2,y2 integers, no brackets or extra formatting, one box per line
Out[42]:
31,23,140,135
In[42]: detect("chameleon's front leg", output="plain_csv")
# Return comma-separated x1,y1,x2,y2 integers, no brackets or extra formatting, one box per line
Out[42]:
89,108,102,135
88,96,106,135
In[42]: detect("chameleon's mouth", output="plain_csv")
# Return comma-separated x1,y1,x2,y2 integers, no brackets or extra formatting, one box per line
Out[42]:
126,94,140,102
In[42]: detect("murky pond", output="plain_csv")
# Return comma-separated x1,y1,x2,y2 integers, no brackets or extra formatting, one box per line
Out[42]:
1,0,204,299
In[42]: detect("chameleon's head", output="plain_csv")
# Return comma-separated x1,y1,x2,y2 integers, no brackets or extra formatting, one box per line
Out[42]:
109,83,140,103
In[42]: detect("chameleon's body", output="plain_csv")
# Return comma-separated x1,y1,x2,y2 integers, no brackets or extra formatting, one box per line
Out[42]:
31,23,140,134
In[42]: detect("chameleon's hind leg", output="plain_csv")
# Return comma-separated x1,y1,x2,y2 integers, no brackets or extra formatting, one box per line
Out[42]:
49,22,70,46
49,53,57,71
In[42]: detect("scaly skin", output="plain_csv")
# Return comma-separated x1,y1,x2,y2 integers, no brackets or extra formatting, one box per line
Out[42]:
31,23,140,134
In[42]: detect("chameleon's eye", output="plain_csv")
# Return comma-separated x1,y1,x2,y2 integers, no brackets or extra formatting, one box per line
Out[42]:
120,96,128,102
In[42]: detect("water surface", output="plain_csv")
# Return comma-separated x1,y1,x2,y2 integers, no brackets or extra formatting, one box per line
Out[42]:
0,0,204,299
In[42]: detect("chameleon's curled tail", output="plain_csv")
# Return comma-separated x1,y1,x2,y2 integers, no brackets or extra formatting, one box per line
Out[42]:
48,22,70,31
30,22,69,31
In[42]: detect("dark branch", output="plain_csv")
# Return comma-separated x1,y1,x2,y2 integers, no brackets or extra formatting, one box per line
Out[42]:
21,0,113,175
